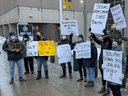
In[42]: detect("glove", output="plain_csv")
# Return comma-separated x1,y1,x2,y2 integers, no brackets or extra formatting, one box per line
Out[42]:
103,29,107,36
102,64,105,70
70,33,73,37
89,28,91,32
119,74,124,81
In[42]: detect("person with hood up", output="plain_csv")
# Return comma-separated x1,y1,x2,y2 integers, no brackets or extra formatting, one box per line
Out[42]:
69,33,87,82
102,39,127,96
58,35,72,78
2,32,26,84
85,35,97,87
34,32,49,80
23,34,34,74
90,28,113,96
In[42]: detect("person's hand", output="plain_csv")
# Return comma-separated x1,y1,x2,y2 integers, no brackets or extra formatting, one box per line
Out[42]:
102,64,105,70
70,33,73,37
89,28,91,32
103,29,107,36
15,50,20,52
11,49,15,52
119,27,122,32
119,73,124,81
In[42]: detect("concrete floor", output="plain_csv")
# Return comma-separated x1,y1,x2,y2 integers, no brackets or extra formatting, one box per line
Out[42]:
0,45,128,96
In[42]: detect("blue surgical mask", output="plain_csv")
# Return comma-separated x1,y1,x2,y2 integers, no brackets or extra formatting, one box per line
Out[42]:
62,36,66,40
78,38,82,42
24,38,27,41
11,36,16,40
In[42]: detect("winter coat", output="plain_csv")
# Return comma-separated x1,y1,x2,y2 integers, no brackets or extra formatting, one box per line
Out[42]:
92,34,113,69
83,43,97,68
109,45,127,85
2,37,24,61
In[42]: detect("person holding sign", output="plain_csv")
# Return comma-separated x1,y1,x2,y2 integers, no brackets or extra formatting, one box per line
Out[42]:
85,35,97,87
102,39,127,96
90,28,113,95
58,35,72,78
119,28,128,78
2,32,26,84
34,32,49,80
22,34,34,74
69,33,87,82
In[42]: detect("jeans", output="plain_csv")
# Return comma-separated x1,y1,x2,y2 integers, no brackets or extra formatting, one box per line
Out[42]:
9,59,22,78
77,59,86,78
110,84,121,96
86,68,95,81
36,57,48,71
61,62,72,75
24,57,34,72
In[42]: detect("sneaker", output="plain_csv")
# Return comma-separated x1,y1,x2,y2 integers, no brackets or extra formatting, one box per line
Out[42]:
69,75,73,78
85,81,90,87
77,77,83,82
103,88,110,96
19,77,26,81
9,78,14,84
60,74,66,78
98,86,106,94
89,81,94,87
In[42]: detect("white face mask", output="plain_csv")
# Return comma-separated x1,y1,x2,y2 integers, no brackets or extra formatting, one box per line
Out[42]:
24,38,27,41
62,36,66,40
11,36,16,40
78,38,82,42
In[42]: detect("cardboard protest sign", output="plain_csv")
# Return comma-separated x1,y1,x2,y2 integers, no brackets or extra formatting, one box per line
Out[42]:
76,41,91,59
17,24,33,41
57,44,72,64
110,4,127,30
60,20,79,35
8,43,22,51
26,41,38,57
103,50,122,85
38,41,55,56
91,3,110,35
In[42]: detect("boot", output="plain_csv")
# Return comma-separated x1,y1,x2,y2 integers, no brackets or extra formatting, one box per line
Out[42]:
89,81,94,87
98,86,106,94
103,88,110,96
77,77,83,82
69,74,73,78
24,72,29,74
19,77,26,81
60,74,66,78
85,81,90,87
36,71,41,80
45,71,49,79
84,77,87,82
9,78,14,84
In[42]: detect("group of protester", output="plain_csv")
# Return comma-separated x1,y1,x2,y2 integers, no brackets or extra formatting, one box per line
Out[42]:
2,28,128,96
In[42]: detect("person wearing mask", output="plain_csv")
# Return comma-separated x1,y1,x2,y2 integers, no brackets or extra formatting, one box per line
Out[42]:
90,28,113,96
23,34,34,74
35,32,49,80
119,28,128,78
85,35,97,87
2,32,26,84
102,39,127,96
69,33,87,82
58,35,72,78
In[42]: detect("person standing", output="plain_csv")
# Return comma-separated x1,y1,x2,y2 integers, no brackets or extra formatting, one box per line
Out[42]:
2,32,26,84
35,32,49,80
58,35,72,78
85,35,97,87
23,34,34,74
90,28,113,96
69,33,87,82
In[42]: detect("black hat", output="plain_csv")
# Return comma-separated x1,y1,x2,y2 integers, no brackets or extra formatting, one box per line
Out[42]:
23,34,29,38
9,32,15,37
78,34,83,40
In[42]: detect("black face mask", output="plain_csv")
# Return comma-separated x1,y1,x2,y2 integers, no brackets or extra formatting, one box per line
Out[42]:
36,35,41,39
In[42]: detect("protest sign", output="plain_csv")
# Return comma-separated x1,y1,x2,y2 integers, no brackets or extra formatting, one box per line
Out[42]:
76,41,91,59
26,41,38,57
110,4,127,30
38,41,55,56
103,50,122,85
57,44,72,64
8,43,22,51
60,20,79,35
91,3,110,35
17,24,33,41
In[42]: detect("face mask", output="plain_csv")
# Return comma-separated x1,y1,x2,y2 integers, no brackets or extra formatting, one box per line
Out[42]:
24,38,27,41
11,36,16,40
62,36,66,40
78,38,82,42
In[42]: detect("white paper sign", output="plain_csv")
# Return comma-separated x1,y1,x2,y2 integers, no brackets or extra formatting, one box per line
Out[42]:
103,50,122,85
57,44,72,64
76,41,91,59
26,41,38,56
60,20,79,35
91,3,110,35
110,4,127,30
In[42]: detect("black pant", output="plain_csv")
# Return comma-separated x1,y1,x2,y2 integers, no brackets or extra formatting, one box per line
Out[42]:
126,55,128,76
110,84,121,96
100,69,110,87
24,57,34,72
61,62,72,75
77,59,86,78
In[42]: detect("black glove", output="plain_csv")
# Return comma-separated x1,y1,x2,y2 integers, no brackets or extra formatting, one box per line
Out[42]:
70,33,73,37
89,28,91,32
103,29,107,36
